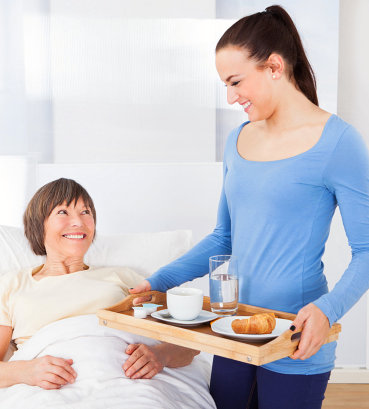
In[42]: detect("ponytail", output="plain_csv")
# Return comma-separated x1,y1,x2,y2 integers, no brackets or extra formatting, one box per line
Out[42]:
216,5,318,106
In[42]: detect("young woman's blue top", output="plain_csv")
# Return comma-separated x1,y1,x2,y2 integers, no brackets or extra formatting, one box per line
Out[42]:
148,114,369,375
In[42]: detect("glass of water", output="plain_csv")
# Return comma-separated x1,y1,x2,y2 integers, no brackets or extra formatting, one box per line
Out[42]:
209,255,238,316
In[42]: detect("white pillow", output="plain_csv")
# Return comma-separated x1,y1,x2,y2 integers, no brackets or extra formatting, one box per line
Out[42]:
0,225,192,277
85,230,192,277
0,225,44,275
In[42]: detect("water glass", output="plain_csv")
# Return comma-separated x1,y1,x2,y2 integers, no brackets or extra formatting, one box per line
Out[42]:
209,255,238,316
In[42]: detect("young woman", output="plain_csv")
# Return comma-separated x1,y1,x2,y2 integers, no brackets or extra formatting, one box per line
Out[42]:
130,5,369,409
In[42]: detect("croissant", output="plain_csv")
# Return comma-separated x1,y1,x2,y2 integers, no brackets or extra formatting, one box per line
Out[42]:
231,313,276,334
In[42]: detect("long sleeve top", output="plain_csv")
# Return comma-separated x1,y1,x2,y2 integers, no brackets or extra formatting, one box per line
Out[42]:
148,114,369,374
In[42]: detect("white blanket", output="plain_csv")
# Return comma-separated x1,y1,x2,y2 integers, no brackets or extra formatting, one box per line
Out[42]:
0,315,216,409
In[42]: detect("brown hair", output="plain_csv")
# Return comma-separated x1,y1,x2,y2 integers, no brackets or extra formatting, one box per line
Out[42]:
216,5,318,105
23,178,96,255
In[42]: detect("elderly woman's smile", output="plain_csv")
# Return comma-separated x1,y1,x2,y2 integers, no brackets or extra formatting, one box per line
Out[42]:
62,234,87,239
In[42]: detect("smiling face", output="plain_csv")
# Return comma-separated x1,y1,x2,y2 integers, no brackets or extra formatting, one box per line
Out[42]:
43,197,95,261
215,46,278,122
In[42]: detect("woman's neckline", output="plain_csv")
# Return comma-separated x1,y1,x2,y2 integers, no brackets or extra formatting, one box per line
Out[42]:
235,114,335,164
30,264,90,282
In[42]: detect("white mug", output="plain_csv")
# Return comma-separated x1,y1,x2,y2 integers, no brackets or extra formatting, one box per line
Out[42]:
166,287,203,321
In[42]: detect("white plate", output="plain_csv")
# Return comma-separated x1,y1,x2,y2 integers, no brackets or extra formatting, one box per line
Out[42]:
211,316,293,341
151,309,218,326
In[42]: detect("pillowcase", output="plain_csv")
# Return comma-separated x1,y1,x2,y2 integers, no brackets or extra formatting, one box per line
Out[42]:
0,225,192,277
85,230,192,277
0,225,44,275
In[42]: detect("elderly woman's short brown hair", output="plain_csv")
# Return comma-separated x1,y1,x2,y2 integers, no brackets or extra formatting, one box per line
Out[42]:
24,178,96,255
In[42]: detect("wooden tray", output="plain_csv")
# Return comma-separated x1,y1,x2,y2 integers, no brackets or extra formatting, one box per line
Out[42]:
97,291,341,366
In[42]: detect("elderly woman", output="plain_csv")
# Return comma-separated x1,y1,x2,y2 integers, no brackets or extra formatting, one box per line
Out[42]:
0,178,202,394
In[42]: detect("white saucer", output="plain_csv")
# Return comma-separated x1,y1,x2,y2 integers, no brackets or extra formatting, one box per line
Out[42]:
151,309,218,326
211,316,293,341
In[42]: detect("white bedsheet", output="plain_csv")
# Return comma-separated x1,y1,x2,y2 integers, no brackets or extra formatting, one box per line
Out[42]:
0,315,216,409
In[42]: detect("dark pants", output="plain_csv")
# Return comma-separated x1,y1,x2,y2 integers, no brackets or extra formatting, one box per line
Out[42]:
210,355,330,409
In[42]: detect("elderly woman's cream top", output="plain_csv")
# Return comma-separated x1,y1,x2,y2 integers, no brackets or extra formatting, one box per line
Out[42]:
0,266,144,346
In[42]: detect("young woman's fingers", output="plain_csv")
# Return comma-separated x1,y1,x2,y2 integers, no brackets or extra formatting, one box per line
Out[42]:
290,333,310,360
291,323,325,360
132,295,152,306
129,280,151,294
289,307,308,334
290,304,330,360
129,281,152,305
297,335,324,360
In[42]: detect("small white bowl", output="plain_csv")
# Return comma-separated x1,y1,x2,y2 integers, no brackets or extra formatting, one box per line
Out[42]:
132,307,147,318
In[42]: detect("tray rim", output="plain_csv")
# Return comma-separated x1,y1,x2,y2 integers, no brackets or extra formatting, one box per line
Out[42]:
96,291,341,366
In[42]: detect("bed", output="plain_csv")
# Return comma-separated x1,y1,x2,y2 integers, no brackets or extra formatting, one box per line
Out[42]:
0,224,217,408
0,160,225,408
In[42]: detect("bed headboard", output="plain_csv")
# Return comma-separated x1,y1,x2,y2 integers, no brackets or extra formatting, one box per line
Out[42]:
36,162,223,244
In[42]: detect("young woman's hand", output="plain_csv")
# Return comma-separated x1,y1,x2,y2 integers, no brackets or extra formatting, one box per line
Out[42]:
128,280,152,305
123,344,165,379
289,303,330,360
22,355,77,389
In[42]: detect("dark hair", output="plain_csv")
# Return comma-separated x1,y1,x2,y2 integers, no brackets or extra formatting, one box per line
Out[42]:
23,178,96,255
216,5,318,105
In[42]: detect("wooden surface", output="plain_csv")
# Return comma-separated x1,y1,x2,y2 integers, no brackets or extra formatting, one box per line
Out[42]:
323,384,369,409
97,291,341,366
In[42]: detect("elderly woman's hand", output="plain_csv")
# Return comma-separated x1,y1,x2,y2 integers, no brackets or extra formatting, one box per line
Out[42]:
123,343,200,380
289,303,330,360
123,344,165,379
23,355,77,389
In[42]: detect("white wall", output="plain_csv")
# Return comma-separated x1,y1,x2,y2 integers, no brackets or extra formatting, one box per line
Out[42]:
326,0,369,369
338,0,369,145
36,162,223,243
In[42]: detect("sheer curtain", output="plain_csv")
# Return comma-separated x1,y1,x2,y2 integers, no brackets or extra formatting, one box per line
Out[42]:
0,0,28,156
0,0,53,162
0,0,338,164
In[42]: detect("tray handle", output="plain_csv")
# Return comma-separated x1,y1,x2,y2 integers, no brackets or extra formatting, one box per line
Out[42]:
257,327,301,365
107,291,167,313
259,322,341,366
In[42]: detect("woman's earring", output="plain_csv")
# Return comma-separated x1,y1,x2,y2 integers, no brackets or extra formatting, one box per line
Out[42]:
272,74,276,79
